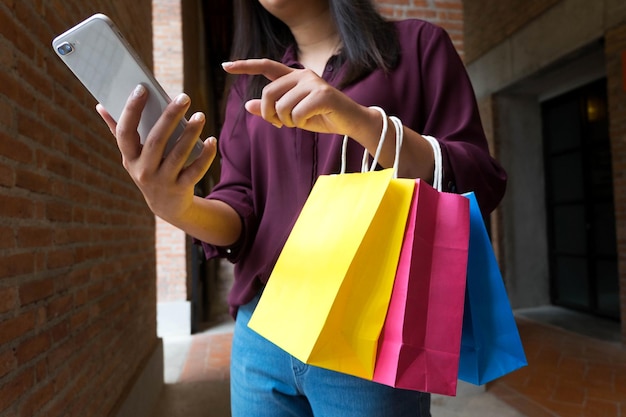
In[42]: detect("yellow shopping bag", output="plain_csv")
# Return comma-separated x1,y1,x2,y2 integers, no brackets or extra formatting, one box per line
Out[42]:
249,112,414,379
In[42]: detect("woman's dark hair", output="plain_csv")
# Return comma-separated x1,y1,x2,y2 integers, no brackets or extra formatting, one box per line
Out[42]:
230,0,400,99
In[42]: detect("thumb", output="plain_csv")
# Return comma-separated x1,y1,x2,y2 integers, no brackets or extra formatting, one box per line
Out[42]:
244,99,262,117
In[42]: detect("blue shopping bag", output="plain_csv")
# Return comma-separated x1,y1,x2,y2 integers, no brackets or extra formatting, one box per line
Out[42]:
458,192,527,385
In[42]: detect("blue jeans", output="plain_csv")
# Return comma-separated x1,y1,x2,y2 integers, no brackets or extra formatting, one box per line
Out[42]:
230,293,431,417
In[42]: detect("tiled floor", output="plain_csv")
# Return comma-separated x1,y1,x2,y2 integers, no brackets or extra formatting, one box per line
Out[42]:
151,321,234,417
151,308,625,417
489,314,626,417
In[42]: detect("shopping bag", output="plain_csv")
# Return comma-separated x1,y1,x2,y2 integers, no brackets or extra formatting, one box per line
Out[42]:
248,169,414,379
458,192,527,385
372,179,470,396
248,111,415,380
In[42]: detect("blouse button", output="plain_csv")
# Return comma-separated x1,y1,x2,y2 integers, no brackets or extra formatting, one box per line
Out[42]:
325,64,334,72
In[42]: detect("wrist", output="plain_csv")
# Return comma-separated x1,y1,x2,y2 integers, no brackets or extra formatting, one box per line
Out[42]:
347,106,387,149
150,195,194,228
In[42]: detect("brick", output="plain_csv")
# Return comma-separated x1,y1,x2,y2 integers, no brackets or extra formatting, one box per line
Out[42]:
49,319,70,344
34,356,47,383
16,332,51,364
37,150,73,177
45,338,75,373
0,193,36,219
67,143,90,168
13,77,39,116
0,368,34,413
0,159,14,188
17,56,55,101
11,25,36,64
0,286,17,313
0,252,36,279
0,225,16,250
69,308,88,330
0,310,36,345
20,380,55,417
19,278,54,305
46,294,73,320
45,200,73,223
0,128,34,164
15,167,51,194
17,225,54,248
0,97,13,124
46,247,76,270
434,0,462,9
0,349,16,379
17,109,54,144
74,245,104,264
0,4,18,51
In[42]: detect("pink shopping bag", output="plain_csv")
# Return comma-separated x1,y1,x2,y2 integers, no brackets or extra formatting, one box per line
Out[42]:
373,179,470,396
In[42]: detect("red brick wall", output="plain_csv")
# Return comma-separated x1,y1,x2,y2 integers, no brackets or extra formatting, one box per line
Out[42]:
153,0,184,96
0,1,158,416
376,0,465,58
155,220,188,302
153,0,189,303
605,23,626,342
463,0,559,63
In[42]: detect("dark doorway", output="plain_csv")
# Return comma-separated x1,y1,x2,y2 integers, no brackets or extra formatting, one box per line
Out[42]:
185,0,234,331
542,78,619,320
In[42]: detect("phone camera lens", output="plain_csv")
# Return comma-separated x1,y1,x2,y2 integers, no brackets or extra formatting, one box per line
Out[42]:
57,42,74,56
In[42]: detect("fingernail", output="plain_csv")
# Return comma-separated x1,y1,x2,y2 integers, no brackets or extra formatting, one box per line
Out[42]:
133,84,146,98
221,61,234,69
192,112,205,122
272,122,282,129
175,93,190,105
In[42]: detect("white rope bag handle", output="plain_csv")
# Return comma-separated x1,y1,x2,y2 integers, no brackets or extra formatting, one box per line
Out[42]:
388,116,403,178
422,135,442,192
341,106,440,190
341,106,402,178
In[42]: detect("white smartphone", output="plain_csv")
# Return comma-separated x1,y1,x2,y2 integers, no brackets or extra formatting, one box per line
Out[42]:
52,13,203,166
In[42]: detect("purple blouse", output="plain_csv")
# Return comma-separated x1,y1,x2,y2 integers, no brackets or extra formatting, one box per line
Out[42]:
201,19,507,315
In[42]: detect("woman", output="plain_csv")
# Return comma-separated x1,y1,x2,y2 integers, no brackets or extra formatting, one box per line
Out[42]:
98,0,506,415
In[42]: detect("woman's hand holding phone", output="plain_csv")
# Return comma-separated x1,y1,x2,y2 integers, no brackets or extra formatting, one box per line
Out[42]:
53,14,241,246
96,85,216,225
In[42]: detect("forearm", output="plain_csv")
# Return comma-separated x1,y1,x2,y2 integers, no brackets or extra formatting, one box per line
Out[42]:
163,196,242,247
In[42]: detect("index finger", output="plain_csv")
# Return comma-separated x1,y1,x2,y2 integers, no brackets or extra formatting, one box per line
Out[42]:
221,59,295,81
95,103,117,136
114,84,149,161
